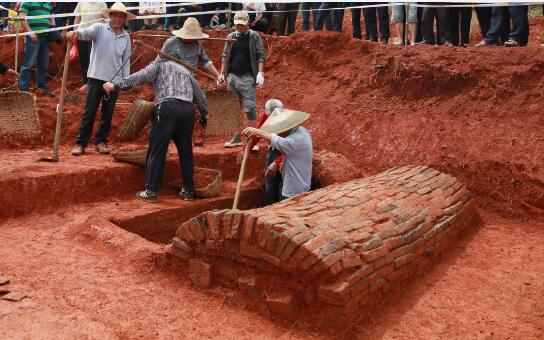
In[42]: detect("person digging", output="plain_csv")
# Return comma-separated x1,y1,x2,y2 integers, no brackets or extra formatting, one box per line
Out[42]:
67,2,134,156
218,11,266,150
103,56,208,203
241,108,313,201
237,98,285,205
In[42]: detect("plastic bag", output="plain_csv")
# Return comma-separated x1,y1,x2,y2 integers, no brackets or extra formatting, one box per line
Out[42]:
69,43,79,63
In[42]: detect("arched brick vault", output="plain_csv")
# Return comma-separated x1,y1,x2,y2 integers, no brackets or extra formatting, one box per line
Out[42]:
171,165,477,319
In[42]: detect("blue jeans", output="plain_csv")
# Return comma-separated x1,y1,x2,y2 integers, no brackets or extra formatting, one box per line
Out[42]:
19,35,50,91
301,2,320,31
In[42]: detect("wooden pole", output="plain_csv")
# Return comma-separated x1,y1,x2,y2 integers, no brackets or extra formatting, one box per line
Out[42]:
51,39,72,161
137,34,235,42
232,142,251,210
14,22,19,87
133,39,216,81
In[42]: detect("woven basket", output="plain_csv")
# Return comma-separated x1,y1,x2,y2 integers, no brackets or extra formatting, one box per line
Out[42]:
195,167,222,198
111,149,148,166
169,167,222,198
118,99,154,141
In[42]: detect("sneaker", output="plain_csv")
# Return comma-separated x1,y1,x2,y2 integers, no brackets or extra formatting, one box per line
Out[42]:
178,187,195,201
251,144,259,152
71,144,85,156
224,134,243,148
136,189,158,203
95,142,110,154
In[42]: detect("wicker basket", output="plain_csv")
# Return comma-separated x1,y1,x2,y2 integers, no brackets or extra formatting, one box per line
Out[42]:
111,148,148,166
169,167,222,198
118,99,154,141
195,167,222,198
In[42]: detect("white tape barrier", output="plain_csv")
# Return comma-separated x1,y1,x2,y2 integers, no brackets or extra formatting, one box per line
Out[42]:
0,1,541,39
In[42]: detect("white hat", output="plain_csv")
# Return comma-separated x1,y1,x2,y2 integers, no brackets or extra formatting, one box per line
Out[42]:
172,17,209,40
102,2,136,21
233,11,249,25
260,109,310,134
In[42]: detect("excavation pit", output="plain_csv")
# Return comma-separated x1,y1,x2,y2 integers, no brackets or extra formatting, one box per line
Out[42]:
111,188,263,244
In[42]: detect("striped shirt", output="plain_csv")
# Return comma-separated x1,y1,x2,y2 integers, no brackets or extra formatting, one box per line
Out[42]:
115,60,208,120
19,2,53,33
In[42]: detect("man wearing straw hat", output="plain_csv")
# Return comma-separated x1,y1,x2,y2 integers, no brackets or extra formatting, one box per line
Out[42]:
158,17,220,80
219,10,266,150
67,2,134,156
241,109,313,201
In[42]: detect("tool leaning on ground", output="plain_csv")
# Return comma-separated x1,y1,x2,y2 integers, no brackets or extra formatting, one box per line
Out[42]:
37,39,72,162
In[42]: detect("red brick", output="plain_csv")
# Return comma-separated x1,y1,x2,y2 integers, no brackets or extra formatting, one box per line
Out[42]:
318,281,351,306
188,258,213,287
241,214,257,243
206,210,224,240
390,244,413,259
362,237,383,251
229,211,243,239
361,245,388,262
394,253,413,269
172,237,193,254
383,236,406,251
372,254,393,270
171,243,191,261
175,222,194,242
341,249,363,270
346,265,373,285
279,230,313,262
266,294,296,320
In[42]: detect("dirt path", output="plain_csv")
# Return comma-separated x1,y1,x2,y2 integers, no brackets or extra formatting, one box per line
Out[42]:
1,206,542,339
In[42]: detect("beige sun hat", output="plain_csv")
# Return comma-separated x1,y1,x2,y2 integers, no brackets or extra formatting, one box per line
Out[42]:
259,109,310,134
172,17,209,40
233,11,249,25
102,2,136,20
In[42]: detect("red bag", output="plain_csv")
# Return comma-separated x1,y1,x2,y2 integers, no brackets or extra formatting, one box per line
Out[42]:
69,42,79,63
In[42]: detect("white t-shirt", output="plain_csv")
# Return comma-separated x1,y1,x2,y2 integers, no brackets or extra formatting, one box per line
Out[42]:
74,2,107,29
244,2,267,15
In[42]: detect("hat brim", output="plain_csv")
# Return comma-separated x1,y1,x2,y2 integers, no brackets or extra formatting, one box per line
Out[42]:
102,9,137,20
260,109,310,135
233,19,249,25
172,29,209,40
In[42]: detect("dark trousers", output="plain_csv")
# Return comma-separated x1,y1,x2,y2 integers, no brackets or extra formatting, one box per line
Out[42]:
363,3,390,41
77,40,92,84
248,12,270,33
278,2,299,36
301,2,320,31
484,5,529,46
145,99,195,192
422,5,451,44
54,2,77,27
316,2,344,32
264,148,282,206
449,7,472,46
76,78,119,147
475,7,492,38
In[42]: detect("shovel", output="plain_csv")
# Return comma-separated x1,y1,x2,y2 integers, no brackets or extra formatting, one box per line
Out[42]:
37,39,72,162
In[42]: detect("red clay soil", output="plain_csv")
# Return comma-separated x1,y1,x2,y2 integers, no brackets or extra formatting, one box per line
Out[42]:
1,19,544,338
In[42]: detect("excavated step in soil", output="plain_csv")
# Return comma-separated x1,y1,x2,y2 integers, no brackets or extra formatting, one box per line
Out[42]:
0,144,265,220
161,165,477,326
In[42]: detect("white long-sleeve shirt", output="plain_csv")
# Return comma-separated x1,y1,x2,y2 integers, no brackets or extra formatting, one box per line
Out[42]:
270,126,313,197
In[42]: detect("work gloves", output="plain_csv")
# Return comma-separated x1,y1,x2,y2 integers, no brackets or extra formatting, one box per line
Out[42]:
256,72,264,88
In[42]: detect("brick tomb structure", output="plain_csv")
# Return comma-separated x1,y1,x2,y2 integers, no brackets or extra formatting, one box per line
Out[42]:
169,165,477,323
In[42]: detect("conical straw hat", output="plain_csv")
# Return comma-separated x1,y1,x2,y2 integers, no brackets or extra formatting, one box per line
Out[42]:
102,2,136,20
172,17,209,40
259,109,310,134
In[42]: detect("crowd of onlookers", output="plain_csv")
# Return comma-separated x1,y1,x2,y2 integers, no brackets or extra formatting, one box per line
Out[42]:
0,2,537,47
